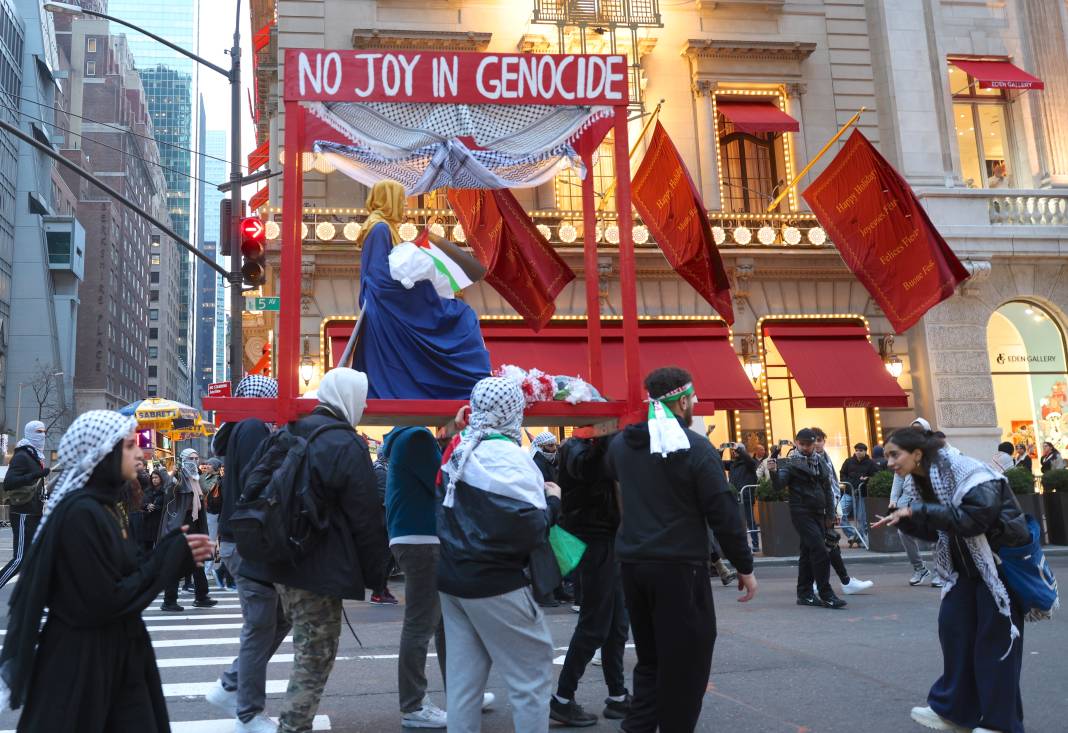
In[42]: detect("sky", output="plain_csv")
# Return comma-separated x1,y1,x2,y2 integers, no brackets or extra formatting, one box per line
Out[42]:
196,0,257,164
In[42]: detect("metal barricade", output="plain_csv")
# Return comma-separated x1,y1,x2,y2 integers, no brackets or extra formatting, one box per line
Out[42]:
739,484,761,551
836,480,869,550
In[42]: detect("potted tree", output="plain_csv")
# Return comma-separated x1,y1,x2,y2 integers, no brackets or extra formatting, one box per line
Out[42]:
1041,468,1068,545
1004,467,1046,544
754,477,800,557
864,470,903,552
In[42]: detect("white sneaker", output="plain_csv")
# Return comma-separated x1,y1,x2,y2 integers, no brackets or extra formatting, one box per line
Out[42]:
841,578,874,595
482,692,496,711
972,728,1004,732
931,576,945,588
909,705,969,731
235,713,278,733
205,681,237,716
592,649,602,667
402,702,447,729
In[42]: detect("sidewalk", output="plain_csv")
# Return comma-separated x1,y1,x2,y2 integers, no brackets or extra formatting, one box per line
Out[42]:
752,544,1068,567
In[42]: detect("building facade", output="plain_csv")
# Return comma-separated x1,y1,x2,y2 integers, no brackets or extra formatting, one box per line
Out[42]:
252,0,1068,468
194,98,227,399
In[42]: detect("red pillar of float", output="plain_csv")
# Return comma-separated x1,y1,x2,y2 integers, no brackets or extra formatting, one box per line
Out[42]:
580,149,605,393
613,107,643,415
278,101,306,421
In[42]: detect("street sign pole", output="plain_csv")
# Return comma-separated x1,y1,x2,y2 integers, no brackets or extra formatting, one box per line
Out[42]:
228,1,245,389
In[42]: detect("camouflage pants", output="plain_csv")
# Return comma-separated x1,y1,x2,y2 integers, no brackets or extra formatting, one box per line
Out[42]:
276,586,342,733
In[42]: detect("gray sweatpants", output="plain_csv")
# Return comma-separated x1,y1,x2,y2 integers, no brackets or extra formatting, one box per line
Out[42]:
440,587,554,733
394,544,447,713
898,529,927,572
219,542,292,722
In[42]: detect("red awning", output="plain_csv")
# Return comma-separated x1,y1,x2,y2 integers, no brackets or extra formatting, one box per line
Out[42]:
950,59,1044,90
324,317,762,412
766,324,908,409
717,101,799,134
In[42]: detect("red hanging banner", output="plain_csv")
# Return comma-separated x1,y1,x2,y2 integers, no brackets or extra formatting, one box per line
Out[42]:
803,130,969,334
631,122,734,324
448,188,575,332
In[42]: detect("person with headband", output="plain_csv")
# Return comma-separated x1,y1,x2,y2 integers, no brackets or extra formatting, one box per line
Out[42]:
158,448,218,612
436,377,563,732
606,366,757,732
354,180,491,400
0,420,51,590
0,410,213,731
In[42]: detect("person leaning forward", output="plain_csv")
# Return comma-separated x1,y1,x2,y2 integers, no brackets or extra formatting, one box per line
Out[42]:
606,366,757,733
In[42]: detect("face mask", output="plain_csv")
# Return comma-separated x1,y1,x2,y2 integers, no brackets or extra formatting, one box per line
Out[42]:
538,448,558,464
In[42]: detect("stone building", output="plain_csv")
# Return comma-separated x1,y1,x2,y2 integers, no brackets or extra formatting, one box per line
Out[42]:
249,0,1068,468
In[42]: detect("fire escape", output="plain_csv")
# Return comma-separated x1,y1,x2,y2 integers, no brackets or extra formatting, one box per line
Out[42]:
532,1,662,112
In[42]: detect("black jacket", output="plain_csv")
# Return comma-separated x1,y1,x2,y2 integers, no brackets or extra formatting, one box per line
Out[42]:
557,436,619,541
533,452,558,483
839,456,876,494
774,452,834,518
725,448,758,494
240,408,389,599
4,446,48,515
212,418,272,543
898,477,1030,577
606,421,753,574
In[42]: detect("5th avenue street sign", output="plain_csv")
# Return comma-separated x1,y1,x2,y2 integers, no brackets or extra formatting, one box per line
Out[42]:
246,296,280,311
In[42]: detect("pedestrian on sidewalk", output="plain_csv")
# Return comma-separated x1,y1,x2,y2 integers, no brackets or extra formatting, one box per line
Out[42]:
384,423,496,729
0,420,51,590
990,442,1015,474
205,374,292,733
0,410,213,732
889,418,944,588
369,446,398,606
875,428,1031,733
812,428,873,595
437,377,562,733
774,428,847,609
158,448,218,611
240,367,388,733
725,442,761,553
1012,444,1032,473
549,431,630,727
1039,441,1064,474
607,367,757,732
141,469,168,555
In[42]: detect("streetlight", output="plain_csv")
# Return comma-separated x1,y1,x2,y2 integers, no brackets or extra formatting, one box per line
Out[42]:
45,1,248,388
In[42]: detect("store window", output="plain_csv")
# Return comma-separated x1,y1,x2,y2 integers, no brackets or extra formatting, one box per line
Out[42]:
555,138,615,213
761,331,873,471
987,301,1068,463
949,63,1014,188
715,94,794,214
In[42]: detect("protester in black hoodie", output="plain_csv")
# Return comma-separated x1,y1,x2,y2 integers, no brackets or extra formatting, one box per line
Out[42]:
550,431,630,727
607,367,757,733
0,420,50,589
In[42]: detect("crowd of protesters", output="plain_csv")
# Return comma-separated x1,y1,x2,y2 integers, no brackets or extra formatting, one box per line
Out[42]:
0,362,1056,733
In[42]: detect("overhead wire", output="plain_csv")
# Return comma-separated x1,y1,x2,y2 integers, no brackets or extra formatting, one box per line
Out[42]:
0,101,225,188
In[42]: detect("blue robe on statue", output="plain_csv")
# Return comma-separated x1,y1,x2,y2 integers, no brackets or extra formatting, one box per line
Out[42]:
355,222,491,399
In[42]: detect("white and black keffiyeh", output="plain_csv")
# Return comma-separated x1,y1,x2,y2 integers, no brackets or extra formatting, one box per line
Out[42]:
444,377,526,507
530,431,557,459
15,420,47,463
901,448,1020,657
34,411,137,542
235,374,278,399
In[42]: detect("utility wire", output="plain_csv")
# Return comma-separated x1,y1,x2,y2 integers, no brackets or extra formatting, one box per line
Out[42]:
1,102,224,188
12,90,245,169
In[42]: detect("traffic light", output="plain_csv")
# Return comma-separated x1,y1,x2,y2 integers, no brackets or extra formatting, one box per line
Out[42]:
239,216,267,286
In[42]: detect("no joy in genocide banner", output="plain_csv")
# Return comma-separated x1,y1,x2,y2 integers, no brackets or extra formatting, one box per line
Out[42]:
803,130,969,333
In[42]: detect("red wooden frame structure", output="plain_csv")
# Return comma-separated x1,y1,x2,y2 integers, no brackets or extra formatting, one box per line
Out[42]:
205,49,644,426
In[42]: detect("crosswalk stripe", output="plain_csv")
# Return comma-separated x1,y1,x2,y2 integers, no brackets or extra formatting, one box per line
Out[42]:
158,653,296,668
142,613,245,621
164,679,289,698
145,603,243,612
153,636,293,649
170,715,331,732
145,623,245,632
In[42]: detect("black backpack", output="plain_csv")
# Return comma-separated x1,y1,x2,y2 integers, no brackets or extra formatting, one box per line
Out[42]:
230,421,353,566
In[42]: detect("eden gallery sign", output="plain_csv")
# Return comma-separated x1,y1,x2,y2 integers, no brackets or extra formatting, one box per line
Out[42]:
284,49,629,105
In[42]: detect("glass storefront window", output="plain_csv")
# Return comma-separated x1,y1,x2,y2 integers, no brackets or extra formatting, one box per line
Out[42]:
761,332,873,471
988,302,1068,464
949,64,1013,188
717,112,789,214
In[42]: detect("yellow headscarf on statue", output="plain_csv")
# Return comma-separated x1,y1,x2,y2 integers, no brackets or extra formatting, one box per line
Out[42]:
357,180,406,247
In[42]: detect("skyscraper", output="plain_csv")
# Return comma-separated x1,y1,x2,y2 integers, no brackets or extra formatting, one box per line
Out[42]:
194,97,227,402
108,0,197,396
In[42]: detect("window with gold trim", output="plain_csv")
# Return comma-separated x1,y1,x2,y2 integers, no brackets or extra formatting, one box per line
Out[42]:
554,137,616,213
713,91,795,214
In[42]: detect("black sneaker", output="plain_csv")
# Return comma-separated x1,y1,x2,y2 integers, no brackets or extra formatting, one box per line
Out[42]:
819,592,848,609
603,693,632,720
550,698,598,727
192,598,218,608
796,592,822,608
160,602,184,613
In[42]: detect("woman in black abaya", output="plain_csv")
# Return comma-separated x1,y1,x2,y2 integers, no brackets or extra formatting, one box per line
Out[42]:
0,410,213,732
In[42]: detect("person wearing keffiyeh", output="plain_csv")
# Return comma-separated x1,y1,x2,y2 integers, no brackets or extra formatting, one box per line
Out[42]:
0,410,213,732
530,430,559,482
157,448,218,612
875,428,1035,733
0,421,51,590
437,377,563,733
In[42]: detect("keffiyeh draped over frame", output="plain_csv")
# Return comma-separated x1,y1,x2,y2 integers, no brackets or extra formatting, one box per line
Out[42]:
34,411,137,542
900,449,1021,657
444,377,526,507
235,374,279,399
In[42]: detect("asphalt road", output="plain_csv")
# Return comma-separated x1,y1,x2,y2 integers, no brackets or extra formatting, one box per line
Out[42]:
0,556,1065,732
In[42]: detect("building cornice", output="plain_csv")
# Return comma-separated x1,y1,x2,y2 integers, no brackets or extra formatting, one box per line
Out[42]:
683,39,816,63
351,28,492,52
